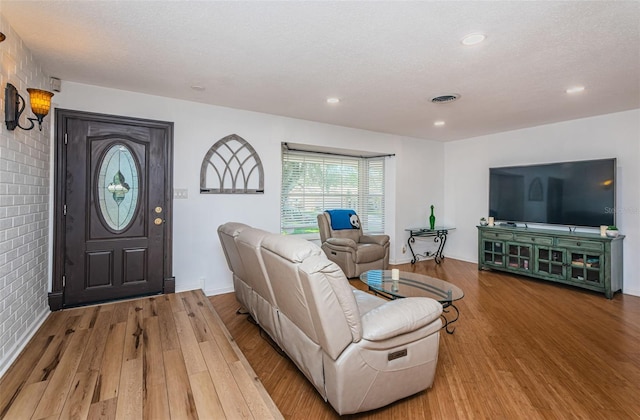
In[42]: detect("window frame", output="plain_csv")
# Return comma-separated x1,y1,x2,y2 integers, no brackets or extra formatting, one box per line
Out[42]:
280,146,386,238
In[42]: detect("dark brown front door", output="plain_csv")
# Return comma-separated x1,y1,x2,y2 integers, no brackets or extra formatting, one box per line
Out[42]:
50,109,174,309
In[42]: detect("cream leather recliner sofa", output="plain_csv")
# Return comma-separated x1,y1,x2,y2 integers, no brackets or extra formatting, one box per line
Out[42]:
218,222,443,415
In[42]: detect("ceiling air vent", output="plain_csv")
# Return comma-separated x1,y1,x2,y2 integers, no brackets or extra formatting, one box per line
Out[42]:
431,94,460,104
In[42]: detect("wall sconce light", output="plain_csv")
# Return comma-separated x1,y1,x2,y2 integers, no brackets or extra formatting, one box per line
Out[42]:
5,83,55,131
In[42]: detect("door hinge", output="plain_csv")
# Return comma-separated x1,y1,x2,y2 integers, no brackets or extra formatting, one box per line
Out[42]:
64,133,68,145
63,204,67,216
62,275,66,287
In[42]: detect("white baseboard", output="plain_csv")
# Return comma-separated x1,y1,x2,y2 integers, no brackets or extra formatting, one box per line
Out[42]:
623,288,640,297
391,256,413,265
391,254,476,266
175,283,234,297
175,283,200,293
446,254,477,264
204,286,234,297
0,307,50,379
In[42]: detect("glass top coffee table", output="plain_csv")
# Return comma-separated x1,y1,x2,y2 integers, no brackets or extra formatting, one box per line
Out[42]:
359,270,464,334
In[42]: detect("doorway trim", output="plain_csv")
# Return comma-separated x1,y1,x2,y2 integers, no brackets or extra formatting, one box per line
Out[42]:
49,109,174,310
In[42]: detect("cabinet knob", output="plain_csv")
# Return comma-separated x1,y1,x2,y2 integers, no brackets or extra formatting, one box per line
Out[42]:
532,238,536,241
577,242,581,246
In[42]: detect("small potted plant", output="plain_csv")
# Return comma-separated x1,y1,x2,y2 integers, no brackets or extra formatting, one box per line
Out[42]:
479,217,488,226
605,225,619,238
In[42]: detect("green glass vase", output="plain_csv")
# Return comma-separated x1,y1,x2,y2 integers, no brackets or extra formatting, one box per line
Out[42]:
429,205,435,230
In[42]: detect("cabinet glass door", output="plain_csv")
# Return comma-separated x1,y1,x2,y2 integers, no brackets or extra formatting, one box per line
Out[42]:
483,240,505,267
570,252,602,284
507,243,532,271
536,247,566,279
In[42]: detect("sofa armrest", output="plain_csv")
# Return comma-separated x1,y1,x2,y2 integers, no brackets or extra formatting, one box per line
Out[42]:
361,298,442,341
360,234,390,246
325,237,358,250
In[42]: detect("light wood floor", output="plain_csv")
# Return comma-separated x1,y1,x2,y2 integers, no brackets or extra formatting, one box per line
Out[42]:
210,259,640,419
0,290,282,419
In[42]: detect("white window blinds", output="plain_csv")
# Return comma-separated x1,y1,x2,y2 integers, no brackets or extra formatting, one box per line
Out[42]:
281,148,385,235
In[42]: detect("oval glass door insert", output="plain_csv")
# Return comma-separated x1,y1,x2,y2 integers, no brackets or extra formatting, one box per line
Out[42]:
97,144,139,231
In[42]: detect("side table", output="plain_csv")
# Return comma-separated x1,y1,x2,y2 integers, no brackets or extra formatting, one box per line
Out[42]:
405,227,455,264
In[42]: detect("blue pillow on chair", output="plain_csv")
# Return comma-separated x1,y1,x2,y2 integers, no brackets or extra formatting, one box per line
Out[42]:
326,209,360,230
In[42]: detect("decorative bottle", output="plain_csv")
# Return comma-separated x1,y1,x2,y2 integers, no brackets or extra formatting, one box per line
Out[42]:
429,205,436,230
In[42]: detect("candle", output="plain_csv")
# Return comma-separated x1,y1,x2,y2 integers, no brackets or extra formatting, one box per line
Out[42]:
600,225,607,237
391,269,399,280
488,217,495,226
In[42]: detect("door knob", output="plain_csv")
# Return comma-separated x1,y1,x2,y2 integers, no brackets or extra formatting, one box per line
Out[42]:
154,218,163,225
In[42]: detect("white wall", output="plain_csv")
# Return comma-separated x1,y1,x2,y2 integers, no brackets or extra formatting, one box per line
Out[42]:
0,17,51,377
54,82,444,294
393,137,446,263
444,109,640,296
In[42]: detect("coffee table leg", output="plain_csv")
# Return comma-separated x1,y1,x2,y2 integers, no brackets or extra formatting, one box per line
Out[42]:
441,301,460,334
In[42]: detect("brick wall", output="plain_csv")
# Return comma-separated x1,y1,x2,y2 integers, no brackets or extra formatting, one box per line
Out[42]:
0,16,51,376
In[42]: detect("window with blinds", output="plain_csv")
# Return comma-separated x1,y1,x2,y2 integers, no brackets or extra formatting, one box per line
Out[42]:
281,148,385,235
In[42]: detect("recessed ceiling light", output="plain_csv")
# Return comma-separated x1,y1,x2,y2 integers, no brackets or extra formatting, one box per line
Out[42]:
434,121,445,127
0,32,6,43
326,97,340,104
191,85,206,91
461,33,486,46
565,86,585,94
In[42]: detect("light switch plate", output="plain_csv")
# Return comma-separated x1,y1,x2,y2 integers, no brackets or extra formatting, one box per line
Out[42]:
174,188,188,199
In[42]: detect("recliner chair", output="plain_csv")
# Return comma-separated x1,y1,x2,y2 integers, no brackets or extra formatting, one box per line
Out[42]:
317,210,390,278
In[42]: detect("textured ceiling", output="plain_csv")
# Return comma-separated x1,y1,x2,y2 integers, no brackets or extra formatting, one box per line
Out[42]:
1,1,639,141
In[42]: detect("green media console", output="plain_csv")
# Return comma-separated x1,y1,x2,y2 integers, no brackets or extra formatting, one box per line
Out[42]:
477,225,624,298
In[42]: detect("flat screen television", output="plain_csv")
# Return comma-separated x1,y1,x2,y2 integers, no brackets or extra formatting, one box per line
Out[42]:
489,158,616,227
